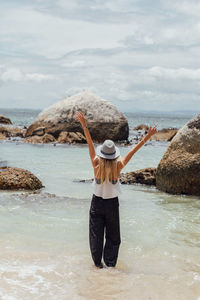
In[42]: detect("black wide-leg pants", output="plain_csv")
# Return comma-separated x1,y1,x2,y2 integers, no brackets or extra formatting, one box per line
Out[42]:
89,194,121,267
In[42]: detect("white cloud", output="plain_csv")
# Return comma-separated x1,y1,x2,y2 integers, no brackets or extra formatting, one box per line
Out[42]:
163,0,200,17
100,0,140,13
0,6,136,59
1,68,23,82
0,67,54,82
0,0,200,111
62,60,86,68
149,66,200,80
25,73,54,81
65,86,97,97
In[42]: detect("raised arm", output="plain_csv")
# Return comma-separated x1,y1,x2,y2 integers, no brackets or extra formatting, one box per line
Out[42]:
119,126,157,171
76,112,97,167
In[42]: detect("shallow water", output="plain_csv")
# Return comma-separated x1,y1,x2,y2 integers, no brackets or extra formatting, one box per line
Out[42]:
0,190,200,300
0,110,200,299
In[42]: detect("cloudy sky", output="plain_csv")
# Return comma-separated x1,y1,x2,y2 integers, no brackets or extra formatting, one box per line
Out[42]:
0,0,200,112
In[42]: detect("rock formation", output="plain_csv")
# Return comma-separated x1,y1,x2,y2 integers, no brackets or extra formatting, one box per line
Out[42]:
0,133,6,140
57,131,86,144
24,134,56,144
134,125,178,142
120,168,156,185
74,167,157,186
134,124,149,131
150,128,178,142
0,167,43,190
26,91,129,142
0,126,25,138
0,115,12,125
156,114,200,195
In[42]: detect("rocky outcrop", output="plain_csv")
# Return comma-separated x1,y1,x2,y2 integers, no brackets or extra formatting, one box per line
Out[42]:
0,133,6,140
156,114,200,195
134,124,149,131
74,167,157,186
133,125,178,142
32,127,45,136
120,168,157,185
24,134,56,144
0,167,43,190
57,131,86,144
26,91,129,142
0,115,12,125
150,128,178,142
0,126,25,138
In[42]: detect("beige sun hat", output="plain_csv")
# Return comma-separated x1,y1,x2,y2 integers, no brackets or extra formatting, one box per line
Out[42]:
96,140,120,160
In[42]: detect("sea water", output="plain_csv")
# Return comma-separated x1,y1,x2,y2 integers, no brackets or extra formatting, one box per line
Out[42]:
0,109,200,300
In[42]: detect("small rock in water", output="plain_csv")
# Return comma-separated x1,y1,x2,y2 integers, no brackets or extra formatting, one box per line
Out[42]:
0,126,25,138
73,178,93,183
0,115,12,125
0,161,8,168
134,124,149,131
150,128,178,142
120,168,157,185
0,167,43,190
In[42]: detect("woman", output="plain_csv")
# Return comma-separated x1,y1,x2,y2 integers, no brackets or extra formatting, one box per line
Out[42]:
76,112,157,268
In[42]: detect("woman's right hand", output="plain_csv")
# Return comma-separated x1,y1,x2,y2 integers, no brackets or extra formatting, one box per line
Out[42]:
147,125,157,137
144,125,157,142
76,111,87,128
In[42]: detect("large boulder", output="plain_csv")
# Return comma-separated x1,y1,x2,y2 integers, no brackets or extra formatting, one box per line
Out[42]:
156,114,200,195
26,91,129,142
0,167,43,190
0,115,12,125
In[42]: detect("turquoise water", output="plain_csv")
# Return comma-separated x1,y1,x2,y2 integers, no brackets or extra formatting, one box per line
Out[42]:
0,140,166,197
0,110,200,299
